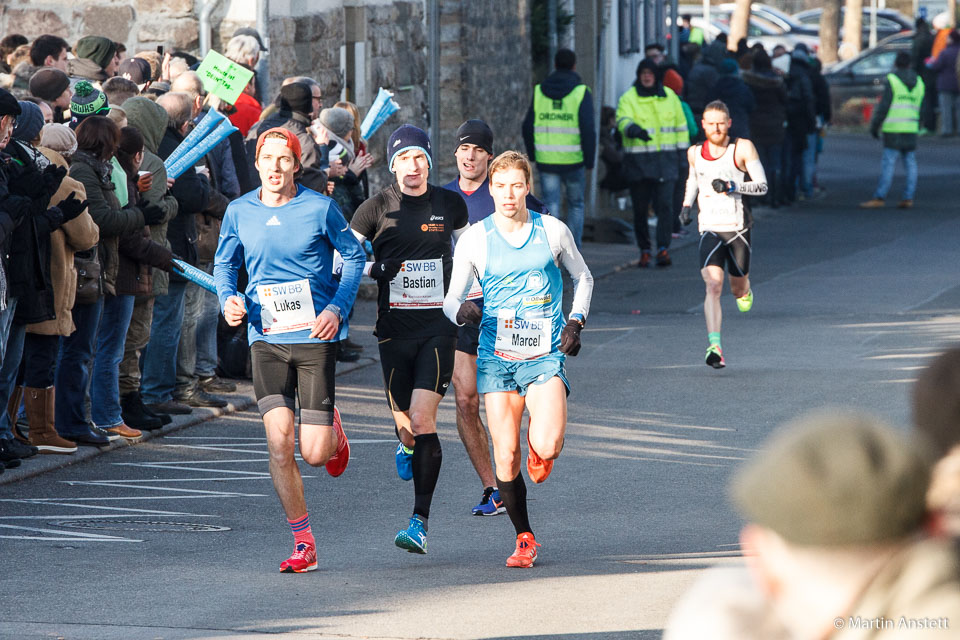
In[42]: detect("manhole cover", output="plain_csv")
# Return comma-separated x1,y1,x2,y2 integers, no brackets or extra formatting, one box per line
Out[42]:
51,520,230,533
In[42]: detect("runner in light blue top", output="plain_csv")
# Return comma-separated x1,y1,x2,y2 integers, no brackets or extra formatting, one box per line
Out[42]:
442,151,593,569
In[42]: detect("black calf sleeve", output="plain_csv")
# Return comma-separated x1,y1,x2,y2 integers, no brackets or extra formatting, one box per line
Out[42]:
498,473,532,536
412,433,442,520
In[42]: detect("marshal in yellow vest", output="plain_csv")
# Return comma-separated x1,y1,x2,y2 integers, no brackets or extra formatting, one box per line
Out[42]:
881,73,925,135
532,84,587,164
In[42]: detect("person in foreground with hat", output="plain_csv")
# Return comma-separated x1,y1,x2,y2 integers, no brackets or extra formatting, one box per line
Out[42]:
317,106,369,219
708,409,960,639
443,118,549,517
68,36,119,86
351,124,469,555
215,127,364,573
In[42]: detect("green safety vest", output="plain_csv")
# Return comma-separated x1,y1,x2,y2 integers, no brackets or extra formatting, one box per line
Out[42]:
532,84,587,164
689,27,704,45
881,73,925,134
615,86,689,154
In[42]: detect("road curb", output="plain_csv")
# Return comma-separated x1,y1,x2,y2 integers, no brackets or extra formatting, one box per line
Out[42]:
0,357,378,486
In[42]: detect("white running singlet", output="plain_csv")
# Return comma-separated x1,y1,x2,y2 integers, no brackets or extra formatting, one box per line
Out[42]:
693,141,747,234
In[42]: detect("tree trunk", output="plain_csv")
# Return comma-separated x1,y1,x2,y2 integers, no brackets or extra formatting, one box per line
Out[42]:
820,0,842,64
950,0,957,28
728,0,753,52
840,0,864,61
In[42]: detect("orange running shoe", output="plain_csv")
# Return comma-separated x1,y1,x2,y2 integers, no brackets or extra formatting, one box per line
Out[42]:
279,541,317,573
526,429,553,484
506,532,541,568
325,406,350,477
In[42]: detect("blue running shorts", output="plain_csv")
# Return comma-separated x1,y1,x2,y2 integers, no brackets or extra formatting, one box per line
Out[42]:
476,354,569,397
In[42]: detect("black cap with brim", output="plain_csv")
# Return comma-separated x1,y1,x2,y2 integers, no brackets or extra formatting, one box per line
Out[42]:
0,88,22,117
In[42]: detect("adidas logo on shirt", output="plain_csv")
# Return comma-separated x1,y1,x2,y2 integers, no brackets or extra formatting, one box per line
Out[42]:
266,215,281,226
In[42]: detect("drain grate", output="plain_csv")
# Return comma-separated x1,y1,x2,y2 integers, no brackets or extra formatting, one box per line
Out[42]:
51,520,230,533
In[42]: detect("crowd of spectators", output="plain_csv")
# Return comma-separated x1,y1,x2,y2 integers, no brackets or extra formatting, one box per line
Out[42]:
0,28,373,471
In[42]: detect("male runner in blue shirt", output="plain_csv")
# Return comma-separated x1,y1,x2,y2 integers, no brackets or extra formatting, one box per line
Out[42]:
214,128,365,573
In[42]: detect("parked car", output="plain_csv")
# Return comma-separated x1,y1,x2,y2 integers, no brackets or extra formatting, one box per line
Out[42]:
678,5,819,52
793,7,912,47
823,32,914,124
718,3,815,37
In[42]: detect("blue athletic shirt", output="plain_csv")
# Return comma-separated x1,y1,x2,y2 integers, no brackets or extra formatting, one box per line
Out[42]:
477,212,564,361
442,177,549,225
214,184,365,345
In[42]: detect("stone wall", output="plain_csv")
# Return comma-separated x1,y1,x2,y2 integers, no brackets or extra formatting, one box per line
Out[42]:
0,0,200,53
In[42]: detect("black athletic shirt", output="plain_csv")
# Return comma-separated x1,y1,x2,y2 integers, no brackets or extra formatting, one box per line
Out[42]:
352,183,469,339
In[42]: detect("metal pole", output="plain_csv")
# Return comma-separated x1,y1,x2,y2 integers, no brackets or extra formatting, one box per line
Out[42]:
428,0,439,151
588,0,604,222
548,0,558,71
703,0,711,34
669,0,680,61
655,0,665,45
869,0,878,49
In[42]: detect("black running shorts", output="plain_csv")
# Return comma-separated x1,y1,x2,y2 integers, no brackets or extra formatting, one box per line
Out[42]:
250,341,337,425
699,229,751,277
378,335,456,412
456,323,480,356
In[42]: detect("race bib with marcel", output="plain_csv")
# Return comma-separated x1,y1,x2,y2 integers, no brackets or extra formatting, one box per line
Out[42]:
388,258,445,308
257,278,317,334
494,309,551,360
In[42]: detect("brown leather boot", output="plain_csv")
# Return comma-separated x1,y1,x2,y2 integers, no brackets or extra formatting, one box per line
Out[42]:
25,387,77,454
7,384,26,442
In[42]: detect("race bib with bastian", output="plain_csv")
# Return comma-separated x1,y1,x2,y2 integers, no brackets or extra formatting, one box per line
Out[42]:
495,309,551,360
388,258,445,308
257,279,317,334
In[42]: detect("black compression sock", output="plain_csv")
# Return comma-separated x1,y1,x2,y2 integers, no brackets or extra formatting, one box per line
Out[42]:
498,473,532,536
412,432,442,520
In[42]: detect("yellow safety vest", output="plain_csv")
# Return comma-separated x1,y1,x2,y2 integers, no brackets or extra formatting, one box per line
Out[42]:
533,84,587,164
615,86,689,154
881,73,925,134
689,27,704,45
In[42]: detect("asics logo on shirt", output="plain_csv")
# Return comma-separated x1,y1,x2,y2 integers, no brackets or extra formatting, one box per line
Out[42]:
429,215,444,221
266,215,281,226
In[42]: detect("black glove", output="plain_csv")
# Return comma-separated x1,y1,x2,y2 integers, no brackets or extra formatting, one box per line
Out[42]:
711,178,729,194
12,169,46,200
141,203,166,226
559,320,583,356
679,206,693,226
626,124,651,141
57,193,88,222
455,301,482,326
369,259,402,281
41,164,68,197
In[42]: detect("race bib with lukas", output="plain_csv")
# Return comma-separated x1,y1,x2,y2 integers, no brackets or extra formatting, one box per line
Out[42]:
388,258,445,308
257,279,316,334
494,309,551,360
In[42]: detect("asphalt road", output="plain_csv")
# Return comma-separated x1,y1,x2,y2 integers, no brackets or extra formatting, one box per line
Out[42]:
1,133,959,640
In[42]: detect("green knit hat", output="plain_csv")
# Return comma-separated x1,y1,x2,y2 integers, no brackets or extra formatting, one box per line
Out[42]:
74,36,117,71
69,81,110,129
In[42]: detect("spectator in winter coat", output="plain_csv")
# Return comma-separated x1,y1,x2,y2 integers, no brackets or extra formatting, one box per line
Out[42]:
707,58,755,141
925,30,960,135
139,91,211,416
685,40,726,123
912,18,938,132
742,50,787,207
68,36,119,88
781,48,815,205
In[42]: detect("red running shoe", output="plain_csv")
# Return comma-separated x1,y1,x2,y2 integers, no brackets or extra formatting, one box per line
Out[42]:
325,406,350,477
279,541,317,573
506,532,541,568
526,429,553,484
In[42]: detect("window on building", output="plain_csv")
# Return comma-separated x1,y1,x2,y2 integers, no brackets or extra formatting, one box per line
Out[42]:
619,0,641,54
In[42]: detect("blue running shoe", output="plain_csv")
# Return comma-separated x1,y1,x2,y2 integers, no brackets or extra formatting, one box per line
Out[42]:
394,515,427,554
395,442,413,481
471,487,506,516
